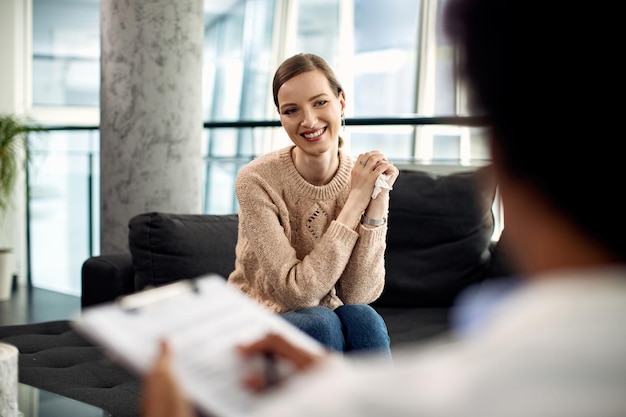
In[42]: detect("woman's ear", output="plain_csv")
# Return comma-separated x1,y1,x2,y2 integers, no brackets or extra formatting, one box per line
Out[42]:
338,90,346,113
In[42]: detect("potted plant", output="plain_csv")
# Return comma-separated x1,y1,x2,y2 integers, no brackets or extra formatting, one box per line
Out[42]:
0,114,46,300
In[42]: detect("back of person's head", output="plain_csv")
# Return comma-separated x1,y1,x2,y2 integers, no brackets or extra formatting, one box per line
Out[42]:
272,53,344,109
444,0,624,262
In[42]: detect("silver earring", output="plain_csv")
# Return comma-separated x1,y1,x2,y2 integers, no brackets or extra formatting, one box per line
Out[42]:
341,113,346,131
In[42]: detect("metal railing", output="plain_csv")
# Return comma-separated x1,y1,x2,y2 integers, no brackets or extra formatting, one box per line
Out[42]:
27,115,488,294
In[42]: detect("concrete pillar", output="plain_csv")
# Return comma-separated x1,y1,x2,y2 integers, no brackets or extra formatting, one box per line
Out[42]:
100,0,204,254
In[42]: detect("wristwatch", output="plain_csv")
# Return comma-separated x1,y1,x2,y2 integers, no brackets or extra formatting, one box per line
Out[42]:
361,213,387,227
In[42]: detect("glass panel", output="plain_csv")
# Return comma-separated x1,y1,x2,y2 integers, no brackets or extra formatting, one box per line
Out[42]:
353,0,420,117
202,0,276,214
350,0,421,157
28,131,99,295
32,0,100,107
468,127,490,163
432,134,460,161
297,0,340,64
203,0,275,122
434,0,455,114
204,160,243,214
349,127,415,162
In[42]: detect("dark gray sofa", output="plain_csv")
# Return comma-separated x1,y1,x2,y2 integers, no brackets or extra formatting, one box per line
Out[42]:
83,165,511,345
0,165,512,417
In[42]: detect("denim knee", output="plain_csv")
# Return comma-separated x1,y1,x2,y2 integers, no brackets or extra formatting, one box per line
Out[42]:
335,304,387,328
281,306,345,352
334,304,391,357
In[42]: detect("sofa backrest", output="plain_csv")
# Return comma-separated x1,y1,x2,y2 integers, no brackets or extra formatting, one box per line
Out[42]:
127,164,505,306
129,212,238,291
375,165,499,307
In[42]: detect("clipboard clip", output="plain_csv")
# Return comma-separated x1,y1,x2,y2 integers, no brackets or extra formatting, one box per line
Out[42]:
117,278,201,312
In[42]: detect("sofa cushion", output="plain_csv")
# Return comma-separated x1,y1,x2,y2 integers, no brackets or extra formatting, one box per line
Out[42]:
0,320,139,417
129,212,238,290
374,165,497,307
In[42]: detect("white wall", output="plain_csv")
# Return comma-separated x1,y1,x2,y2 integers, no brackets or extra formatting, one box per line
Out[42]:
0,0,30,287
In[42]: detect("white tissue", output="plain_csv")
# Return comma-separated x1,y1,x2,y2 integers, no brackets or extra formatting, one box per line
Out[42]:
0,342,18,417
372,173,392,199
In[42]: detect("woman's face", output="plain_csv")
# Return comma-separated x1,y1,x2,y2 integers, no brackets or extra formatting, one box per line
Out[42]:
276,70,345,156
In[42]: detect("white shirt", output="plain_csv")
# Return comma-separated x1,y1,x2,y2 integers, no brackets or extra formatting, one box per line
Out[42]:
253,267,626,417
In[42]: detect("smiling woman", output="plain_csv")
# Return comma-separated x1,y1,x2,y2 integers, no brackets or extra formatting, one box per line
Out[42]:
22,0,460,298
226,53,400,357
277,70,345,184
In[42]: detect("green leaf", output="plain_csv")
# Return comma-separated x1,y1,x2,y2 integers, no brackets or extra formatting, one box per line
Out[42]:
0,114,48,213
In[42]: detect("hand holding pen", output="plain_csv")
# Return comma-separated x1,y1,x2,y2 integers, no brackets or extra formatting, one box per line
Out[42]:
236,332,328,392
141,334,329,417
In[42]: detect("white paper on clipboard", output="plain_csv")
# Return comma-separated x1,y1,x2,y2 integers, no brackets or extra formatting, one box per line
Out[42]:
71,274,325,417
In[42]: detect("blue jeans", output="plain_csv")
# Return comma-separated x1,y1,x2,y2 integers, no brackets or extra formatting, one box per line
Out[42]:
281,304,392,360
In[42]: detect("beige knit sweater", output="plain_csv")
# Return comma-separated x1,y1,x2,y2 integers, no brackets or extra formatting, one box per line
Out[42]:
227,146,388,314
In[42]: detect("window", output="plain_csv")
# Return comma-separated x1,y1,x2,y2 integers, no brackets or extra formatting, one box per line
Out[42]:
32,0,100,107
29,130,99,294
27,0,487,295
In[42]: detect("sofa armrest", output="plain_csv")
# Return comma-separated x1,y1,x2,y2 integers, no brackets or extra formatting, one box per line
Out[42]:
81,253,136,308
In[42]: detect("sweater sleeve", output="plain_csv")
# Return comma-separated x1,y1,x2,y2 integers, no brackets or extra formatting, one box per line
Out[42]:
234,168,360,311
336,223,387,304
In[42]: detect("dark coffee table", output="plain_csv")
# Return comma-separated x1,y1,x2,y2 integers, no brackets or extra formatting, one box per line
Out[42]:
18,383,113,417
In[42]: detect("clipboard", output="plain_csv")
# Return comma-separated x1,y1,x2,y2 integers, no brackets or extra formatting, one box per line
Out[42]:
72,273,325,417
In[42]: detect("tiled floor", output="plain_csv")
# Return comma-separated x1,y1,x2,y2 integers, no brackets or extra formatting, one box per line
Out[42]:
0,284,81,326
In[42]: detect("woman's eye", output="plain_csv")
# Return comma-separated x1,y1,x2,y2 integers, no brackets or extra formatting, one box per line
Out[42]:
315,100,328,107
282,108,297,115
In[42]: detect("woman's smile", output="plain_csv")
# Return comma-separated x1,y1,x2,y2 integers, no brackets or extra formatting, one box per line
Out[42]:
302,126,327,141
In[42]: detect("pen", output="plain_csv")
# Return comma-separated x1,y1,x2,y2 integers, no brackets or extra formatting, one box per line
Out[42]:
263,352,279,388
